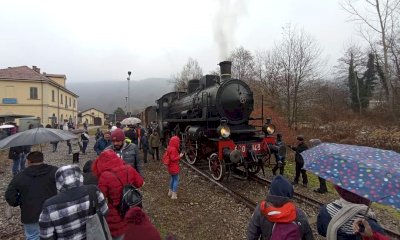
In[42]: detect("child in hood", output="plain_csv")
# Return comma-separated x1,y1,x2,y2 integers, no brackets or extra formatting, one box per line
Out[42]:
165,136,183,200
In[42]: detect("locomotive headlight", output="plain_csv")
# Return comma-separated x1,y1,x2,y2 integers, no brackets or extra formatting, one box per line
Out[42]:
220,126,231,138
217,119,231,139
262,123,276,135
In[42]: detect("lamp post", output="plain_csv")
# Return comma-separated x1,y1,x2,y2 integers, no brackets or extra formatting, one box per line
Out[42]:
127,71,131,116
125,96,128,114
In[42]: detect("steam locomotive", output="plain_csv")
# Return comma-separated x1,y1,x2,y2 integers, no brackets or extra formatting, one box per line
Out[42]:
139,61,276,180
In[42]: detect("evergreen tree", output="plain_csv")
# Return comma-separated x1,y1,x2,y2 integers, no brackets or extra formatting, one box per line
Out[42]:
360,53,377,109
113,107,125,116
348,53,361,112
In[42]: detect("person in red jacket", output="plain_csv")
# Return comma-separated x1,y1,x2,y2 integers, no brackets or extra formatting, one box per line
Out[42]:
123,206,161,240
92,149,144,240
166,136,183,200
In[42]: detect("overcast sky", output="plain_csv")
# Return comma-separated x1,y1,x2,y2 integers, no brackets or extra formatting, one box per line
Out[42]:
0,0,361,83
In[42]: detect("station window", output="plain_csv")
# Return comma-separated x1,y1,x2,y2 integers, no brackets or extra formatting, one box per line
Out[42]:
61,94,63,104
73,99,76,108
69,97,71,106
52,90,55,102
30,87,38,99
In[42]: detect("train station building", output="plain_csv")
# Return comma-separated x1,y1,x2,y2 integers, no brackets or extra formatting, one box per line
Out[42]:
0,65,79,126
78,108,107,126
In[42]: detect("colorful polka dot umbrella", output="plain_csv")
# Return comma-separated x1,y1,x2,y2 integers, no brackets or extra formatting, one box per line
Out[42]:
301,143,400,210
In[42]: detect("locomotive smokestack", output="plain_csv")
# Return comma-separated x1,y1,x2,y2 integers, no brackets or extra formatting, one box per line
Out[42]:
219,61,231,82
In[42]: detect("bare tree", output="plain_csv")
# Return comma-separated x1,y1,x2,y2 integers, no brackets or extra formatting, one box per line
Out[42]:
254,50,282,106
229,46,255,82
341,0,400,113
275,25,322,128
171,58,203,91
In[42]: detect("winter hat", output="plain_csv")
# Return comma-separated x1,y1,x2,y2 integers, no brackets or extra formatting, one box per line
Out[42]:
266,176,294,207
309,139,322,148
269,175,294,199
111,128,125,141
335,185,371,206
296,135,304,141
111,126,118,132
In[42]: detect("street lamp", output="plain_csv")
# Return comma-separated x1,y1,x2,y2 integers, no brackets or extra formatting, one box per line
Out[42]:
125,96,128,114
127,71,131,116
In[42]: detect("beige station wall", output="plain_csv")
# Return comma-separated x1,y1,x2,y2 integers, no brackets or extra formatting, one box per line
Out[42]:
0,80,78,125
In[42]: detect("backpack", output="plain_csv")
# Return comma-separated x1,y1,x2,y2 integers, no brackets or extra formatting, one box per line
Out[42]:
260,200,302,240
270,221,302,240
162,150,170,165
108,169,142,217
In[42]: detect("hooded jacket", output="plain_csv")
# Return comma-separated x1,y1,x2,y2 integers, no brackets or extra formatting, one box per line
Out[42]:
39,165,108,240
105,141,142,175
166,136,181,175
247,176,313,240
93,150,144,237
149,132,160,148
5,163,58,224
123,207,162,240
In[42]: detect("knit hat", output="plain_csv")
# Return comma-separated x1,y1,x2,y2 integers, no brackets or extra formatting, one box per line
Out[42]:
309,139,322,148
111,128,125,141
335,185,371,206
297,135,304,141
267,176,294,207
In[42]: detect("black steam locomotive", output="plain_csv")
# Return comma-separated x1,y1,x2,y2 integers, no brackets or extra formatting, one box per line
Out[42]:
140,61,276,180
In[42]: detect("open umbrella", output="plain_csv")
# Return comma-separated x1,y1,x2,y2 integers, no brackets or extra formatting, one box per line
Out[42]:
301,143,400,210
0,124,15,129
121,117,141,125
0,127,78,150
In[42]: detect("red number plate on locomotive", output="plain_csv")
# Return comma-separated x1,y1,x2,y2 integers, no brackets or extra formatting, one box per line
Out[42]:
235,143,262,153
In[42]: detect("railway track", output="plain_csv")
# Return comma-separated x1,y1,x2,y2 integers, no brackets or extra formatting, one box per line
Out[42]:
181,160,400,240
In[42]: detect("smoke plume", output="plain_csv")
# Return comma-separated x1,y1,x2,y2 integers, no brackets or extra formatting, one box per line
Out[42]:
213,0,248,60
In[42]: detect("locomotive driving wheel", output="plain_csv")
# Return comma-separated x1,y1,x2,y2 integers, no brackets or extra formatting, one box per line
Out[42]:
209,153,225,181
184,139,198,165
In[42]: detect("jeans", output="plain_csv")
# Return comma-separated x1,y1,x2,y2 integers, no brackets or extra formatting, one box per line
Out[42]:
82,140,89,154
12,153,26,176
143,149,148,163
51,142,58,152
272,155,285,175
67,141,72,154
152,147,159,160
170,174,179,192
24,223,39,240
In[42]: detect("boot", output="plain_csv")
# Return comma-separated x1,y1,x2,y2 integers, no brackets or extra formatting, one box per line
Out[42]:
168,189,173,197
171,192,177,199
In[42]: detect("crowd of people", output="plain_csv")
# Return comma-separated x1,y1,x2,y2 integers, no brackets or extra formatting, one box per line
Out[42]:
2,121,391,240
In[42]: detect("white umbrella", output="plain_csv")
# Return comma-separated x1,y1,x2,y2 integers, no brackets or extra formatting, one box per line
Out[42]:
0,124,15,129
121,117,141,125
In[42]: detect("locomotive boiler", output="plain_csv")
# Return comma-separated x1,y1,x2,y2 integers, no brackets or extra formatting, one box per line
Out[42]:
154,61,276,180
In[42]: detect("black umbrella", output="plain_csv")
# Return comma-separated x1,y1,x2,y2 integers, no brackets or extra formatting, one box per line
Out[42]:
0,127,78,150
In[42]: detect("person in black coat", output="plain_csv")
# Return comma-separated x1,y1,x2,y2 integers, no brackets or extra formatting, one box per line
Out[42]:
5,151,58,240
82,159,98,185
288,135,309,187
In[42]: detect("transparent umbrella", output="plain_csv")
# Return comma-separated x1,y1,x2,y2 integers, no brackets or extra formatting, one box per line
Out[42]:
121,117,141,125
